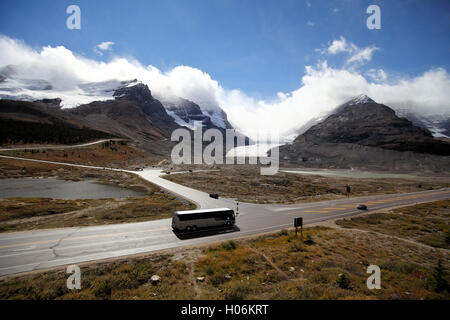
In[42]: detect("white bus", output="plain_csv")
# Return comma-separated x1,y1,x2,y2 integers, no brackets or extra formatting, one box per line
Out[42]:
172,208,236,232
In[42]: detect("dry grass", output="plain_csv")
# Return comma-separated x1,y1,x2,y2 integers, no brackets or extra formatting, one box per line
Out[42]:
336,200,450,249
164,165,446,204
0,140,163,169
0,194,194,233
0,254,195,300
1,225,448,300
192,228,449,300
0,157,195,232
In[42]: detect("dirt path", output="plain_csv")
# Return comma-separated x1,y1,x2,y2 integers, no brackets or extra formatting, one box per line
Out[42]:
248,247,289,280
172,249,203,299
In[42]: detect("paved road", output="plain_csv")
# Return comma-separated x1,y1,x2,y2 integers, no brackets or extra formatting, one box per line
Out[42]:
0,139,125,152
0,156,449,276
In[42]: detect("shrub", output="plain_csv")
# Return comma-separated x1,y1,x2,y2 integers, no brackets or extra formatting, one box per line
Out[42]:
336,274,351,290
289,240,305,252
433,259,449,293
91,279,112,298
221,241,237,251
223,280,252,300
209,273,226,286
303,234,315,245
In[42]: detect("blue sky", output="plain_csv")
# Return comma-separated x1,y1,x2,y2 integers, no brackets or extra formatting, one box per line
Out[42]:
1,0,449,99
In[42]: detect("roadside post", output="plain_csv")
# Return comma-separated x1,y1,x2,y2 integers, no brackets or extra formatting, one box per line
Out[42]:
236,202,239,216
294,217,303,239
346,185,351,198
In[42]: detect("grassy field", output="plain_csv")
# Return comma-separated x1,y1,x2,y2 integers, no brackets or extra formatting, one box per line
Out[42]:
336,200,450,249
0,140,163,169
0,157,195,232
1,200,448,300
163,165,447,204
0,194,194,233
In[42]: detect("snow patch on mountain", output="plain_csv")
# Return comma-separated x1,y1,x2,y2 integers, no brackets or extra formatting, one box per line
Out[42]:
204,110,227,129
158,95,232,130
340,94,375,108
165,110,196,130
0,70,141,108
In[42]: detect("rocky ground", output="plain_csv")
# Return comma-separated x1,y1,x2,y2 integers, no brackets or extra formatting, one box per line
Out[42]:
163,165,449,204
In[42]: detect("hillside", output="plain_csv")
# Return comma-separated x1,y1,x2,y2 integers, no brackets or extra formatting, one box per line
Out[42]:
0,83,181,153
279,95,450,172
0,100,115,145
299,97,450,156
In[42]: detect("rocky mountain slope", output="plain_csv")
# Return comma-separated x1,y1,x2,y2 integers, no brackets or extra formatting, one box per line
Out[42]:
0,66,235,135
161,96,233,132
0,83,178,148
279,95,450,172
0,81,246,156
290,94,450,140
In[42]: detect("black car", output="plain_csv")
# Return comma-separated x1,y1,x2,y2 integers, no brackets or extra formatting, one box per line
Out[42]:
209,193,219,199
357,204,368,210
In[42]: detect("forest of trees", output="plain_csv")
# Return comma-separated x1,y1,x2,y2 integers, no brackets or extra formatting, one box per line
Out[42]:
0,119,115,145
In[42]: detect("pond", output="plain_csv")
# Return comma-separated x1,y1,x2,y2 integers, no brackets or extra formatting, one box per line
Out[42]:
0,178,146,199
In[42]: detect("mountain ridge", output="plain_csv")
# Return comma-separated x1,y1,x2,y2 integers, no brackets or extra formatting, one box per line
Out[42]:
279,96,450,172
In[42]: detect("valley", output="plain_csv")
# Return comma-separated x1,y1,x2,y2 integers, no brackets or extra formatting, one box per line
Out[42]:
0,79,449,301
1,0,450,309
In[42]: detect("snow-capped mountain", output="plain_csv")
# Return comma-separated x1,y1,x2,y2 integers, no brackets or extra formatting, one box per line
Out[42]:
289,94,450,140
278,95,450,172
159,96,233,131
340,94,375,107
0,65,140,108
0,65,234,132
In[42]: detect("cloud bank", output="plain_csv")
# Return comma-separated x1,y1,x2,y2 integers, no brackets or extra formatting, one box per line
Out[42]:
0,35,449,140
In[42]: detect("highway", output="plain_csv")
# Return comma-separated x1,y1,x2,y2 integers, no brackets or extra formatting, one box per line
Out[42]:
0,156,449,276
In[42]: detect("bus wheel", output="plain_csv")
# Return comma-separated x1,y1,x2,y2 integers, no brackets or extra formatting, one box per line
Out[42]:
191,226,197,231
186,226,192,232
226,221,232,226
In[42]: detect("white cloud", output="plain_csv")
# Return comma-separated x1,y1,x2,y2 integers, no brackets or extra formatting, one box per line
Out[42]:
94,41,115,56
325,36,379,66
307,21,315,27
327,36,352,54
347,46,379,64
0,35,449,141
97,41,114,51
367,68,387,82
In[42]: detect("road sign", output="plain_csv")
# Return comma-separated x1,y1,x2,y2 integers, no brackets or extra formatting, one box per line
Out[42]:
294,217,303,238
